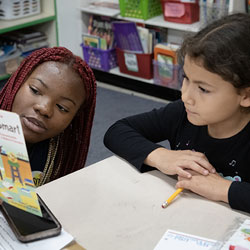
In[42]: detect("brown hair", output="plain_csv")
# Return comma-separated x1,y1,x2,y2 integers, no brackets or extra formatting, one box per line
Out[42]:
179,13,250,90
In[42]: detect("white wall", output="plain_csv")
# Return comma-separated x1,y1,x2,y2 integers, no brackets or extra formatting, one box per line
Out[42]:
56,0,82,57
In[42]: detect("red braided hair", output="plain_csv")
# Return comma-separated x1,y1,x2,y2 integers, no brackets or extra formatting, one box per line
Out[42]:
0,47,96,181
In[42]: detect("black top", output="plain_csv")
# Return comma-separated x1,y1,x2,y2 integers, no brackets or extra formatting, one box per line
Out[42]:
104,100,250,214
28,140,48,172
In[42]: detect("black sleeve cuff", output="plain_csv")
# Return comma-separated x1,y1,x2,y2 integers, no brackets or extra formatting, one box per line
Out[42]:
228,181,250,214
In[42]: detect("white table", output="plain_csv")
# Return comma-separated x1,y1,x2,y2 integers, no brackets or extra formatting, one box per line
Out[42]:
37,156,250,250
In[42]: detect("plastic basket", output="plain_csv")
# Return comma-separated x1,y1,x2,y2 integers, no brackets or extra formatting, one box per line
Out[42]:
153,60,183,90
0,49,22,76
116,48,153,79
119,0,162,20
81,44,117,72
161,0,199,24
0,0,41,20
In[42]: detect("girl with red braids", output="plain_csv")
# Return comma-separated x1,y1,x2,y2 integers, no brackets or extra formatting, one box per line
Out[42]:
0,47,96,186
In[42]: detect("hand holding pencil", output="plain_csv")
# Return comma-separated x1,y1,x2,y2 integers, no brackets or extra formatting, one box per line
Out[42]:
162,188,183,208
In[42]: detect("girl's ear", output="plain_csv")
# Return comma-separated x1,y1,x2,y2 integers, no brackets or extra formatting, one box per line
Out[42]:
240,87,250,107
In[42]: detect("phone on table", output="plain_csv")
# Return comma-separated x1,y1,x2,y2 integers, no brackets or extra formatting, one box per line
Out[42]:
0,194,61,243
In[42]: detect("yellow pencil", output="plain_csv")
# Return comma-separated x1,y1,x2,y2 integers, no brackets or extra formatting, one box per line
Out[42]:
161,188,184,208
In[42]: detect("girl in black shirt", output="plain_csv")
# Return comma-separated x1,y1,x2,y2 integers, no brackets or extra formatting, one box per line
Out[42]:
104,13,250,213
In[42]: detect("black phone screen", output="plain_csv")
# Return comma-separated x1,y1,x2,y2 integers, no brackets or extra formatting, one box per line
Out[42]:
2,198,59,236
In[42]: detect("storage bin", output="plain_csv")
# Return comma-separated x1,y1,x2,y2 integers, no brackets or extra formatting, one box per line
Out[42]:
0,49,22,76
0,0,41,20
116,48,153,79
153,60,182,90
81,44,117,72
119,0,162,20
161,0,199,24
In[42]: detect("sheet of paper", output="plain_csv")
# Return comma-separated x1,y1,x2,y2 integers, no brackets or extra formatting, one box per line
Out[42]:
154,229,217,250
0,212,73,250
220,219,250,250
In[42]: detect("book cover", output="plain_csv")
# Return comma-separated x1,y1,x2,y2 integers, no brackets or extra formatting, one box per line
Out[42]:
0,110,42,217
112,21,144,52
82,33,100,48
137,26,150,53
88,15,115,49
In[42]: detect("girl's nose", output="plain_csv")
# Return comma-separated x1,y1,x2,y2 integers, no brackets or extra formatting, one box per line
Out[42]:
34,100,53,118
181,81,194,105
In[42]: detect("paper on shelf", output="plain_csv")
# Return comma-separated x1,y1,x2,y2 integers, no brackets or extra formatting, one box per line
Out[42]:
0,212,73,250
154,229,217,250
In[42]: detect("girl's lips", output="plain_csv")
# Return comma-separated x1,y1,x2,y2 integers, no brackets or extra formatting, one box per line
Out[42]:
186,109,196,114
22,117,47,133
185,107,197,115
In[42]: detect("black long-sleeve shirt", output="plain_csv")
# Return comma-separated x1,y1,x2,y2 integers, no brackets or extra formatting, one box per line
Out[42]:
104,100,250,214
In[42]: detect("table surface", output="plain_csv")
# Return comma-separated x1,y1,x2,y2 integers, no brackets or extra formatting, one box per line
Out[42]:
37,156,250,250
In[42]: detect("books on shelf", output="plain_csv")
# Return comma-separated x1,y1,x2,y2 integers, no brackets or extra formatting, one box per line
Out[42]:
2,30,47,45
112,21,168,54
0,29,49,57
84,15,115,50
154,43,180,64
112,21,144,53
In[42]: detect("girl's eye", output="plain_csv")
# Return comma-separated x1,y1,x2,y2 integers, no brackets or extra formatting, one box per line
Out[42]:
182,72,188,79
199,86,210,93
56,104,69,113
30,86,39,95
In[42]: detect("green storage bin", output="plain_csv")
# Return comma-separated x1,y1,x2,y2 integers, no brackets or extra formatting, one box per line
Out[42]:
119,0,162,20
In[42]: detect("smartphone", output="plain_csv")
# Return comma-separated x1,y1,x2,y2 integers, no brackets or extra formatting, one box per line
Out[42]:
0,194,61,243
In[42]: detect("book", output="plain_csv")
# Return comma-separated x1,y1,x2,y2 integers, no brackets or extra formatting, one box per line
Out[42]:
154,43,180,63
137,26,150,53
0,110,41,216
154,43,180,84
2,30,47,45
82,33,100,48
87,15,115,50
112,21,144,52
18,40,49,53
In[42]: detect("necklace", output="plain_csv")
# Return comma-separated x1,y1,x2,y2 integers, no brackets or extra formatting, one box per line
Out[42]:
38,136,59,186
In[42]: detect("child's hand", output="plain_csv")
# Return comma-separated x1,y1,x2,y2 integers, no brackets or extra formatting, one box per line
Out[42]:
145,148,216,178
176,171,232,202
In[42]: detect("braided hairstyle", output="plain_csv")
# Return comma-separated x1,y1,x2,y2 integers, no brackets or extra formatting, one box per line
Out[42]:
0,47,96,181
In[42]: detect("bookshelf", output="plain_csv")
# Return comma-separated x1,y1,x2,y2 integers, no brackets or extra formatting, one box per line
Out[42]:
0,0,58,81
76,0,246,100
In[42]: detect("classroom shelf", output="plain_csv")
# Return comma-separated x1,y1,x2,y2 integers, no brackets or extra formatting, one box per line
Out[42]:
0,0,58,82
116,14,201,33
0,13,56,34
80,1,242,100
80,7,201,33
80,6,120,17
109,67,155,84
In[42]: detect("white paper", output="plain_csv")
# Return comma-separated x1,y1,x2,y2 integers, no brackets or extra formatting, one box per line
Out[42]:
0,212,73,250
154,229,217,250
220,219,250,250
